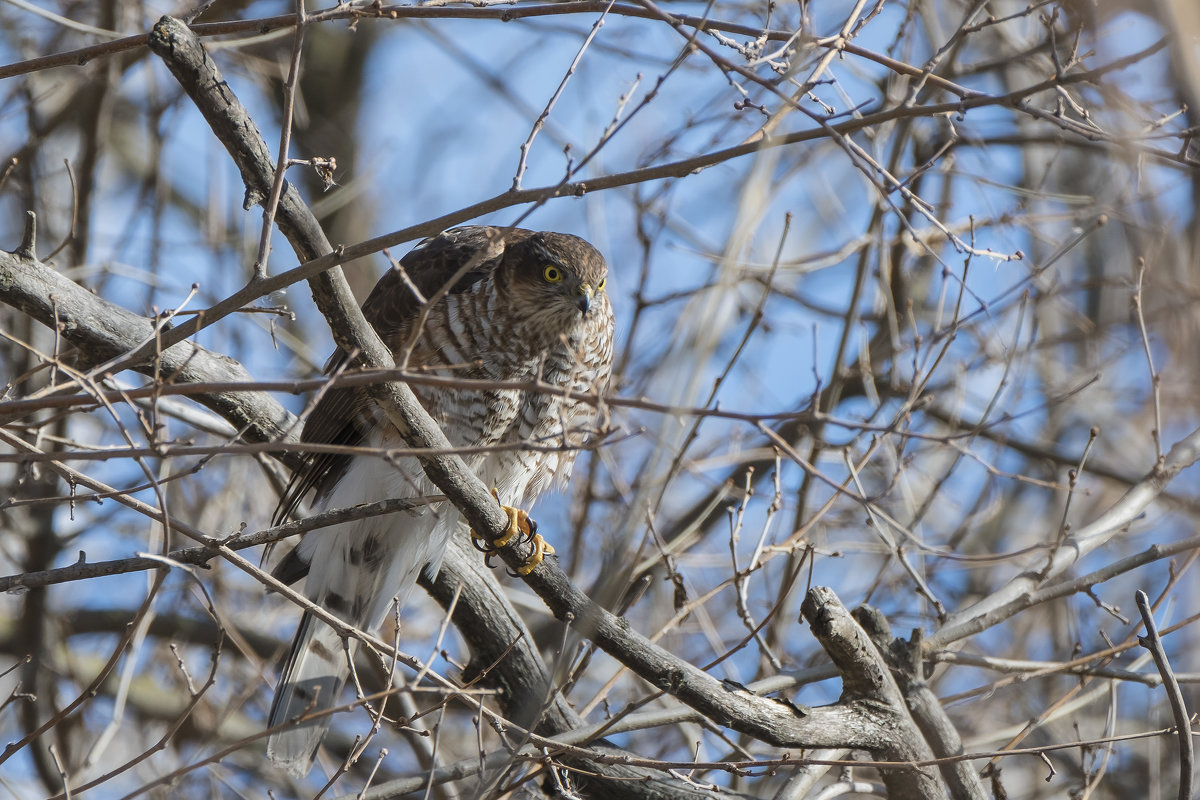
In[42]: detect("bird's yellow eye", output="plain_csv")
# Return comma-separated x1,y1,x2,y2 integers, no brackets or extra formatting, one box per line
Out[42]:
543,265,563,283
598,277,606,291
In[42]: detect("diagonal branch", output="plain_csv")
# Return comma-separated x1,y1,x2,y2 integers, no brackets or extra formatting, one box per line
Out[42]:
929,424,1200,651
0,219,297,454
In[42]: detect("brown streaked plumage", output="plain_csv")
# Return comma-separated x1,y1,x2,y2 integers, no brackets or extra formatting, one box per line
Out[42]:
266,226,614,775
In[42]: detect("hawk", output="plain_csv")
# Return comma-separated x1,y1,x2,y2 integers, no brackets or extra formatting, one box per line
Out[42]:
265,226,614,775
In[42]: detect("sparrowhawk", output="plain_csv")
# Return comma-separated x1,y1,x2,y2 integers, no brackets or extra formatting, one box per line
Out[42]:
265,226,614,775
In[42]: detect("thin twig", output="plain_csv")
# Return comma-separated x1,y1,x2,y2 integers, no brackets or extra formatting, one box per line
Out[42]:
1136,590,1194,800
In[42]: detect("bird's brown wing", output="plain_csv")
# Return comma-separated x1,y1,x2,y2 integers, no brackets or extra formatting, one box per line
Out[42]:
270,227,532,560
362,225,533,342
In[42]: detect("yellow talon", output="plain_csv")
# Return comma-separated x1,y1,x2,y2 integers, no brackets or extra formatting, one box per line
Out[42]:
468,488,553,575
470,489,524,545
494,491,532,547
516,535,555,575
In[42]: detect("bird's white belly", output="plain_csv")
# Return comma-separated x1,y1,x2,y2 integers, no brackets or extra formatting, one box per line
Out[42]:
296,443,456,629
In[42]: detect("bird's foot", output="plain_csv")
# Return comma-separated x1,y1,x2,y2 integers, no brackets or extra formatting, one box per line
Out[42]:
491,488,532,548
514,532,555,575
470,489,555,575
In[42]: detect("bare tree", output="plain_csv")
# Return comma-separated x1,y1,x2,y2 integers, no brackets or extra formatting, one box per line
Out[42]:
2,1,1199,798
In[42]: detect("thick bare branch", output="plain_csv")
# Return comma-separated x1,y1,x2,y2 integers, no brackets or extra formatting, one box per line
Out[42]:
0,233,297,450
801,588,945,799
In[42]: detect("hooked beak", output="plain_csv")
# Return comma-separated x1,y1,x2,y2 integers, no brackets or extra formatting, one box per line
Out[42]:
576,284,594,315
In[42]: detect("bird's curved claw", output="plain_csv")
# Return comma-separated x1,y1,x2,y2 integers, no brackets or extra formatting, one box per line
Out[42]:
469,489,553,575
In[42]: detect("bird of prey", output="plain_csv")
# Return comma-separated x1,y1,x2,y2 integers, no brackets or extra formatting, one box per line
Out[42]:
266,226,614,775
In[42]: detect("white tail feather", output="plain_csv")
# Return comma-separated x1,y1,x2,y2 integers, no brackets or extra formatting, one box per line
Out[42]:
266,613,352,776
266,455,457,775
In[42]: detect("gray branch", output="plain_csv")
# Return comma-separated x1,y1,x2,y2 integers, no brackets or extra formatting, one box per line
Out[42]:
855,605,986,800
803,588,946,800
0,213,297,453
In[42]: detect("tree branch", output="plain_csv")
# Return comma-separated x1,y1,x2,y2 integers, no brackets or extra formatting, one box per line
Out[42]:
0,225,297,452
801,588,945,799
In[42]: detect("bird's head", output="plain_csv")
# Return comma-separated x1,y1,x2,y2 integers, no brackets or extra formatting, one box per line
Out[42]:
506,231,610,334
